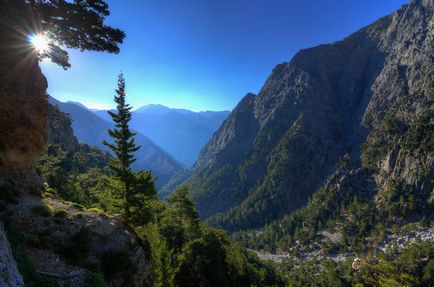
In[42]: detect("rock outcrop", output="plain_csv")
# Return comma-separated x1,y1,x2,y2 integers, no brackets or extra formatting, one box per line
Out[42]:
0,222,24,287
166,0,434,231
2,194,151,287
0,0,48,185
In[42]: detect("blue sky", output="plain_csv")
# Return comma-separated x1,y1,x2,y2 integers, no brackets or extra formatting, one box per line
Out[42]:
40,0,409,112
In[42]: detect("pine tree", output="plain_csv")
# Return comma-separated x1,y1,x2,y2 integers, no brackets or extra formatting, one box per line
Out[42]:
166,185,200,236
103,73,139,222
26,0,125,68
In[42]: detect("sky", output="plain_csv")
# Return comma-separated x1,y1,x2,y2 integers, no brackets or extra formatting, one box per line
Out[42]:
40,0,409,112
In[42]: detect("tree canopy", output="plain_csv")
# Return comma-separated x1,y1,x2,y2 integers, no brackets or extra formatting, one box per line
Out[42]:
26,0,125,68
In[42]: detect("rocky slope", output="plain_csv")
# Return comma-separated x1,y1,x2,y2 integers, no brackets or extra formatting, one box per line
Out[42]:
1,192,151,287
166,0,434,232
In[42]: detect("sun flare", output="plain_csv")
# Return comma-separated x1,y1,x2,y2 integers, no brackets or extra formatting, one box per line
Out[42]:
30,34,50,53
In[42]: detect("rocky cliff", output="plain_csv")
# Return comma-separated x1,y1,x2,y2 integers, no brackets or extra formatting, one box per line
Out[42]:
46,103,80,153
167,0,434,232
1,192,151,287
0,0,48,185
0,222,24,287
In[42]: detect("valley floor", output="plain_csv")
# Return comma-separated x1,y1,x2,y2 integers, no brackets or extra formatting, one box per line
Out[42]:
251,227,434,264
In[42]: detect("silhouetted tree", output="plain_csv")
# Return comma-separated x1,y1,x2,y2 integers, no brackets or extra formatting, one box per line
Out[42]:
26,0,125,68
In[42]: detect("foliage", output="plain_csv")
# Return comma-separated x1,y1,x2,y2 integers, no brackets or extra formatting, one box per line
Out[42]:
26,0,125,68
53,208,68,218
86,273,107,287
361,112,407,170
31,204,53,217
278,240,433,287
103,73,141,222
129,171,158,226
36,90,286,287
37,144,112,207
139,185,285,287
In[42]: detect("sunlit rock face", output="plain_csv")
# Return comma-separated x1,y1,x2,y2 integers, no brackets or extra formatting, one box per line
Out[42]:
0,0,48,183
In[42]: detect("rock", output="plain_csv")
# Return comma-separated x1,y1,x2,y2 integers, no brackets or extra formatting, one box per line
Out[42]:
0,222,24,287
4,195,151,287
0,0,48,183
46,104,80,152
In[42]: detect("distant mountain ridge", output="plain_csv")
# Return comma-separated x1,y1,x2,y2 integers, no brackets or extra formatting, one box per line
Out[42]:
93,104,230,167
48,97,183,187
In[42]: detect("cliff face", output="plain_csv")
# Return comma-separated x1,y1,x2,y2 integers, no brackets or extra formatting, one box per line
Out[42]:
167,0,434,231
0,0,48,183
46,104,80,153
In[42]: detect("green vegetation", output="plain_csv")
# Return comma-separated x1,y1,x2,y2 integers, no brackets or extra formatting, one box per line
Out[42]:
31,204,53,217
32,74,283,286
279,240,433,287
37,143,112,207
103,73,157,226
86,273,107,287
139,185,284,287
237,173,431,254
361,111,407,170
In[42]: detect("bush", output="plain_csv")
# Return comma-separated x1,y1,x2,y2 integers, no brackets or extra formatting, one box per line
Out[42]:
53,208,68,218
31,204,53,217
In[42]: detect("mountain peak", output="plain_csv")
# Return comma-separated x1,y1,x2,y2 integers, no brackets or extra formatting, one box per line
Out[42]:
134,104,171,115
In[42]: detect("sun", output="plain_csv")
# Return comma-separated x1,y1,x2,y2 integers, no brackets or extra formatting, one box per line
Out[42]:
30,34,50,53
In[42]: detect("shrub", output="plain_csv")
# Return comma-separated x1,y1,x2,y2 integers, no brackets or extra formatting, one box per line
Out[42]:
72,203,85,211
31,204,53,217
53,208,68,218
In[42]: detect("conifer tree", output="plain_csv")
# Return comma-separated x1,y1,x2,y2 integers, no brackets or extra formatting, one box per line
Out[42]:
104,73,139,222
25,0,125,68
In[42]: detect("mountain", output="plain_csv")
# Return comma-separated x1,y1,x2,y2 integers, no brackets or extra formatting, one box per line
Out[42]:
163,0,434,237
48,97,183,187
93,105,230,167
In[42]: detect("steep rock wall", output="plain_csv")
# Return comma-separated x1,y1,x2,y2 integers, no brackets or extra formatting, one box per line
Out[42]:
0,0,47,183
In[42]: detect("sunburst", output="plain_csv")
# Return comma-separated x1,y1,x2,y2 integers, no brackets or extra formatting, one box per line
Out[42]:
30,34,51,53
